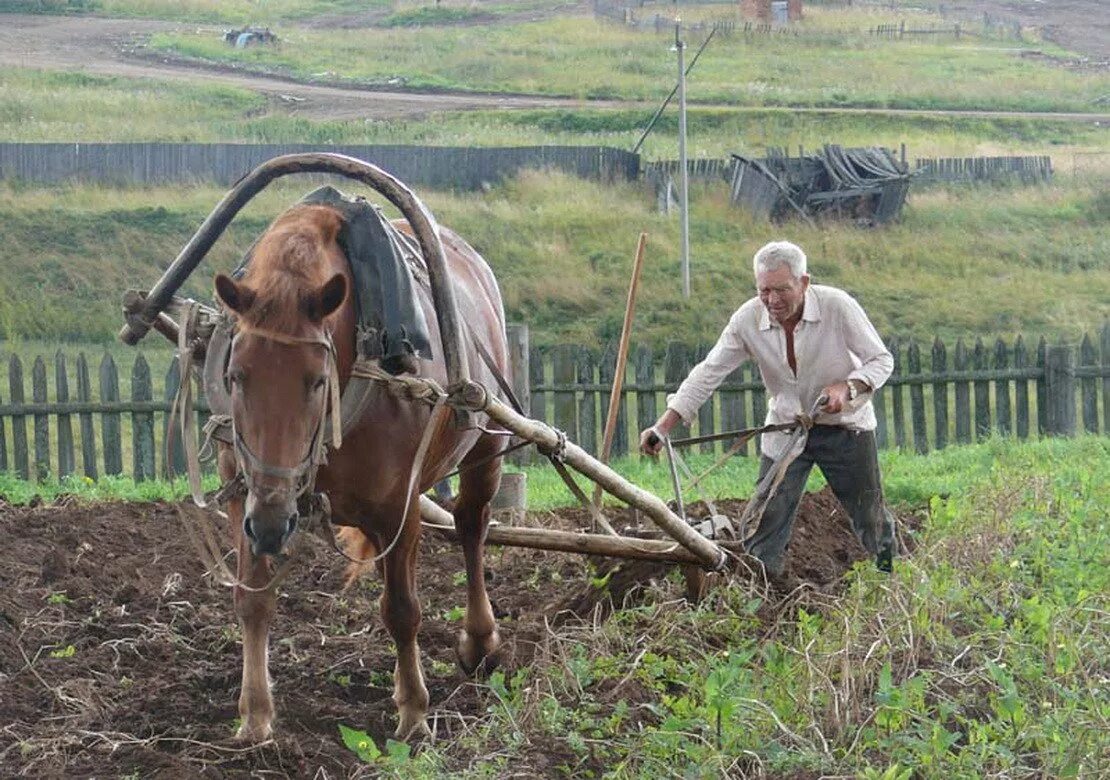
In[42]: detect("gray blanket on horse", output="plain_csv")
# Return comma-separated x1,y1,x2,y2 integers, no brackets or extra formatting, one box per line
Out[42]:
234,185,433,374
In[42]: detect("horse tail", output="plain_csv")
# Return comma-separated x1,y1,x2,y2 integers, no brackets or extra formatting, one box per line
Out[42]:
336,527,377,589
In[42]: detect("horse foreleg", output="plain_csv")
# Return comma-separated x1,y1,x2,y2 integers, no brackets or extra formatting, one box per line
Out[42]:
221,456,277,742
453,448,502,676
380,512,430,740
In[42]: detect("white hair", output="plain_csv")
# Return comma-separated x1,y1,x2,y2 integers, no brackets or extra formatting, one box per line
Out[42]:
753,241,807,279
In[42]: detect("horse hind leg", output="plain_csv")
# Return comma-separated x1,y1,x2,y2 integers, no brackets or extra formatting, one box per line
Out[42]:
379,508,431,740
452,437,503,676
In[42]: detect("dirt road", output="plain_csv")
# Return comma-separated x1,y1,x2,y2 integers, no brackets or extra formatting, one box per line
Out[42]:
0,13,1106,123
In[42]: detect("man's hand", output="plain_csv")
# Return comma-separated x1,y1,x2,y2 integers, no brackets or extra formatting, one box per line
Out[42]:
819,381,852,414
639,410,682,456
639,426,664,456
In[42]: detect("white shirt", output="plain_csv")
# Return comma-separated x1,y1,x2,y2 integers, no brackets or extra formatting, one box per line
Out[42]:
666,284,894,458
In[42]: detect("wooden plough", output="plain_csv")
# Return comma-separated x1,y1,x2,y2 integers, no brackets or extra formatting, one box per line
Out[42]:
121,153,746,575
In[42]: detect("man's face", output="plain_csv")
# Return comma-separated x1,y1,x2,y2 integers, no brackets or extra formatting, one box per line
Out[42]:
756,265,809,325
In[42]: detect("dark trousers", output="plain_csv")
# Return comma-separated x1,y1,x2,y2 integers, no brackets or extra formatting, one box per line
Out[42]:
746,426,895,575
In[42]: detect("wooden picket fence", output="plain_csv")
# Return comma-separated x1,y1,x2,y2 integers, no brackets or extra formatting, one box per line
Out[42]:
0,323,1108,482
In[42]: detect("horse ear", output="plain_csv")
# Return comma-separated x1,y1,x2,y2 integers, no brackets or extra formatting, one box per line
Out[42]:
215,273,255,314
306,273,347,322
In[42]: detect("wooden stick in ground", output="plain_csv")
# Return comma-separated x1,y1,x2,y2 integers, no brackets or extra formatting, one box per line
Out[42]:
592,231,648,509
420,496,740,566
454,383,727,570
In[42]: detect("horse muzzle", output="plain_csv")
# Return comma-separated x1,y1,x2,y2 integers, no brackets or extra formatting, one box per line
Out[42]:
243,493,298,556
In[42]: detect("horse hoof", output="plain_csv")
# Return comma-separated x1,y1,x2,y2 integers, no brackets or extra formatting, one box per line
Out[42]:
235,719,273,743
455,629,501,677
393,712,432,742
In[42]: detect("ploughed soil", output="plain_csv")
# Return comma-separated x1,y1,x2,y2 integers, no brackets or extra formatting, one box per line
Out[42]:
0,488,917,777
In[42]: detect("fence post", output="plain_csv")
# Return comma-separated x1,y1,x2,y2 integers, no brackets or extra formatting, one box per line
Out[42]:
504,323,531,465
695,342,716,454
576,347,598,456
953,339,970,444
552,345,578,450
32,357,49,481
599,343,628,458
1044,345,1076,436
9,356,28,480
76,353,98,480
1013,336,1030,440
931,337,947,450
635,345,656,452
994,338,1012,436
54,352,75,478
1103,322,1110,435
890,341,906,449
973,339,991,439
907,341,927,453
131,354,156,481
162,361,187,479
665,342,692,439
720,363,748,456
1035,337,1047,435
1079,333,1098,434
749,360,766,430
99,353,123,476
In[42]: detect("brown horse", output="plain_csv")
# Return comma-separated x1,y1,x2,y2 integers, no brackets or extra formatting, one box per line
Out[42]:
211,202,507,741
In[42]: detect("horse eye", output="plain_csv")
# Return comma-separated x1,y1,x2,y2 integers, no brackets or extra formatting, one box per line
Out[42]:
312,376,327,391
228,369,246,387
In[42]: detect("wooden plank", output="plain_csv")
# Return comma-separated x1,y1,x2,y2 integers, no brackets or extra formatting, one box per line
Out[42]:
954,338,971,444
664,342,692,439
132,354,156,481
907,341,927,453
719,363,748,456
54,351,75,478
634,345,656,449
1013,336,1030,440
8,356,28,480
931,338,948,450
505,324,530,465
1103,322,1110,435
994,338,1012,436
973,338,991,440
552,345,578,446
695,343,716,454
99,353,123,476
599,343,628,458
576,347,597,457
162,361,187,478
76,353,98,480
32,356,49,481
1044,345,1076,436
749,360,766,431
890,341,907,449
528,345,546,424
1035,337,1047,435
873,383,888,450
1079,332,1098,434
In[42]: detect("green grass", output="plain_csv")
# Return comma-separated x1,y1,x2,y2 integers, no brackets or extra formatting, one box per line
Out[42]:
0,173,1106,346
148,14,1109,112
4,63,1106,160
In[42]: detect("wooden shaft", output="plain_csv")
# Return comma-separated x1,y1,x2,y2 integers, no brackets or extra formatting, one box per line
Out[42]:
420,496,736,567
594,231,648,508
456,386,727,570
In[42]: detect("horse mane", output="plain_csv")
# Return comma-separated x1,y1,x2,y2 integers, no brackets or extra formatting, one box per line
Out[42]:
237,205,343,333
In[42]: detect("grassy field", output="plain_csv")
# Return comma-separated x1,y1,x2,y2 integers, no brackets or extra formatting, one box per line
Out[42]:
4,66,1107,161
147,14,1110,112
0,0,387,23
2,173,1104,348
1,437,1107,776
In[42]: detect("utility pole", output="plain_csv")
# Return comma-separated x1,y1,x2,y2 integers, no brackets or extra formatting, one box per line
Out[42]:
675,21,690,298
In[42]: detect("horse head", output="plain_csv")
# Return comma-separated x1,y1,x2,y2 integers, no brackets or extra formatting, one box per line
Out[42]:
214,206,350,556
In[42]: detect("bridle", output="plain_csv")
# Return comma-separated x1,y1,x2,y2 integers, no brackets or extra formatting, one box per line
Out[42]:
227,324,344,503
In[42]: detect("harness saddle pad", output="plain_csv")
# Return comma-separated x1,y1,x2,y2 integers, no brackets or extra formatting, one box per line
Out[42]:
233,185,433,374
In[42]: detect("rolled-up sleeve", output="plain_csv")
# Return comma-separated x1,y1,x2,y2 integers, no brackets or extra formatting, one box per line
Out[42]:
842,295,893,391
666,311,750,424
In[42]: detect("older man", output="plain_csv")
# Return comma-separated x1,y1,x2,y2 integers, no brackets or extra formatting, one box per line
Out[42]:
640,240,896,579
